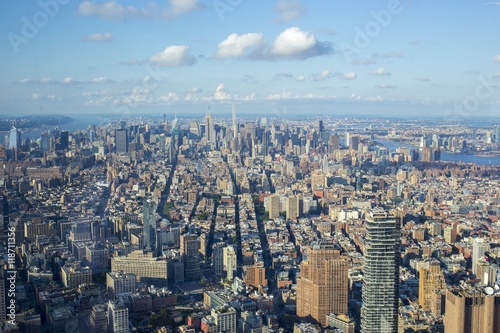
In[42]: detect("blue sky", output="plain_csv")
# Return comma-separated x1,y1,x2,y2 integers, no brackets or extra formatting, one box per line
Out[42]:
1,0,500,118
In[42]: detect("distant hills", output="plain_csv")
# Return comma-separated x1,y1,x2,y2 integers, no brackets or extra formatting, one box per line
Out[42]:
0,115,72,131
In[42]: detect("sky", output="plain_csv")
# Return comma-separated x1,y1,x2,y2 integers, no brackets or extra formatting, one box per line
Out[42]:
0,0,500,119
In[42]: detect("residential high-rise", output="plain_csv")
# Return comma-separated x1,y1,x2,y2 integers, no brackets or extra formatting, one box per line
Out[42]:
180,233,200,281
60,261,93,289
142,199,156,252
108,301,129,333
223,245,237,280
286,196,298,220
8,126,21,149
296,240,348,326
361,209,400,333
418,260,445,312
211,306,237,333
268,194,281,219
115,129,129,154
106,272,136,299
472,238,488,276
90,303,108,333
444,285,500,333
243,262,267,288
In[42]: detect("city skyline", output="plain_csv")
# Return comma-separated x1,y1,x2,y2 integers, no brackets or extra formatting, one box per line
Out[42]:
0,1,499,117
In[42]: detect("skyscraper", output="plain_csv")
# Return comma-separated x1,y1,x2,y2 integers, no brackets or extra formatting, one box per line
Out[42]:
8,126,21,149
205,108,215,150
361,209,400,333
472,238,488,276
296,240,348,326
180,233,200,281
143,199,156,252
115,129,129,154
60,130,69,150
232,103,238,139
495,125,500,143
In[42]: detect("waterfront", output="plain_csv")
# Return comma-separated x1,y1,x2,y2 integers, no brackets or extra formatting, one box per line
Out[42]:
377,139,500,166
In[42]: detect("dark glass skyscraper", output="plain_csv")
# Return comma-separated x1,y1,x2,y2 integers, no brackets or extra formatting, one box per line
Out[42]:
361,209,400,333
115,129,129,154
142,199,156,252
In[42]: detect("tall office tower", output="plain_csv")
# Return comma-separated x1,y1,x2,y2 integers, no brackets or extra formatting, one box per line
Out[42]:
350,136,359,151
90,303,108,333
418,260,445,311
318,120,324,133
472,238,488,276
115,129,129,153
296,240,348,326
232,103,238,139
108,301,129,333
106,272,136,299
205,108,215,150
361,209,400,333
212,243,225,276
444,285,500,333
495,125,500,143
60,131,69,150
142,199,156,252
268,194,281,219
41,132,51,152
180,233,200,281
262,129,268,156
8,126,21,149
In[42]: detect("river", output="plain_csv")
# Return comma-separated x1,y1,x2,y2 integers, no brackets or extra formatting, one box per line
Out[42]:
377,139,500,166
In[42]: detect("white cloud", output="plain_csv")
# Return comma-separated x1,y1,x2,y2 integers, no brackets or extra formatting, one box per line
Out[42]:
31,93,42,100
271,27,315,57
371,67,390,76
40,78,51,84
78,1,144,20
150,45,196,66
296,75,305,81
78,0,201,20
273,72,294,80
62,77,76,84
213,83,232,100
336,72,357,80
310,70,331,81
493,55,500,63
215,33,264,58
376,84,397,89
274,0,304,23
191,87,203,93
85,32,113,42
168,0,201,16
157,92,179,103
214,27,332,60
267,89,293,100
92,77,113,83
